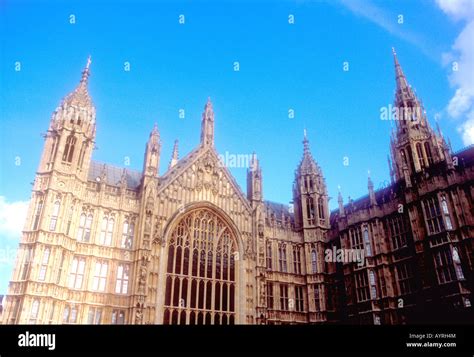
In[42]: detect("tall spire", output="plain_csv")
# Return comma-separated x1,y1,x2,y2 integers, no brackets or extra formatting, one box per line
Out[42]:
143,123,161,176
298,130,318,175
63,56,94,108
201,97,215,147
169,139,179,169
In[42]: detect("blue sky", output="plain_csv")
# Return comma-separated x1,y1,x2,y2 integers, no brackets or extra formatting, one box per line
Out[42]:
1,0,473,294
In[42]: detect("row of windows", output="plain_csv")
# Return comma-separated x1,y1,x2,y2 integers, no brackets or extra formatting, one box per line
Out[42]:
266,283,320,312
29,299,126,324
68,256,130,293
266,244,318,274
32,199,135,249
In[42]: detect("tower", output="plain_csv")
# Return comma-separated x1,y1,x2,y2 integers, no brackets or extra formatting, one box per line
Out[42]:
389,48,449,181
39,56,96,180
292,130,330,323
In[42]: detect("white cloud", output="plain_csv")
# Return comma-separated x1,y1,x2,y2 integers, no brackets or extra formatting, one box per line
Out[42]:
436,0,474,145
0,196,29,241
339,0,435,59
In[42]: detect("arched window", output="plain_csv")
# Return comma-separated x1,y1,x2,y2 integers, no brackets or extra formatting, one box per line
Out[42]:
62,135,77,163
99,216,114,246
416,143,425,169
49,200,61,231
311,250,317,274
164,209,237,325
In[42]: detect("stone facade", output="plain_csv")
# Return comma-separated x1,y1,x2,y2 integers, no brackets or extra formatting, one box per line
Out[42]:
1,51,473,325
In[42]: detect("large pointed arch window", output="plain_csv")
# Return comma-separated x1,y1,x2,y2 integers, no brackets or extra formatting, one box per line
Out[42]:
163,208,237,325
62,135,77,163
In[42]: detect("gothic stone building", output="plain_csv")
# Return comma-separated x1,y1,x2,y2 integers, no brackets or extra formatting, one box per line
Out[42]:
2,51,473,325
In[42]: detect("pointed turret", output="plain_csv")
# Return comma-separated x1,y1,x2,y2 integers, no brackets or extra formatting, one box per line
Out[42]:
293,130,329,230
338,186,345,217
247,152,263,202
201,97,214,147
169,140,179,169
143,123,161,177
368,171,376,206
389,49,448,182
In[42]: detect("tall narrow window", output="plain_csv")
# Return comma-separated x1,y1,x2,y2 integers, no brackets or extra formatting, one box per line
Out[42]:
295,286,304,312
92,261,108,292
49,137,58,163
56,251,66,284
279,284,289,310
20,246,33,280
396,262,415,294
115,264,129,294
29,299,40,324
306,197,315,225
441,196,453,230
434,247,457,284
32,199,43,230
452,247,465,280
363,228,372,256
424,142,433,165
313,285,320,311
388,215,408,250
266,242,272,269
266,282,274,309
99,217,114,246
66,206,74,236
423,197,445,235
311,249,317,274
38,247,51,281
318,197,325,223
49,200,60,231
350,227,363,250
62,135,77,163
355,271,370,302
293,246,301,274
68,256,86,289
78,142,87,168
121,221,134,249
369,270,377,299
278,245,287,273
416,143,425,169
